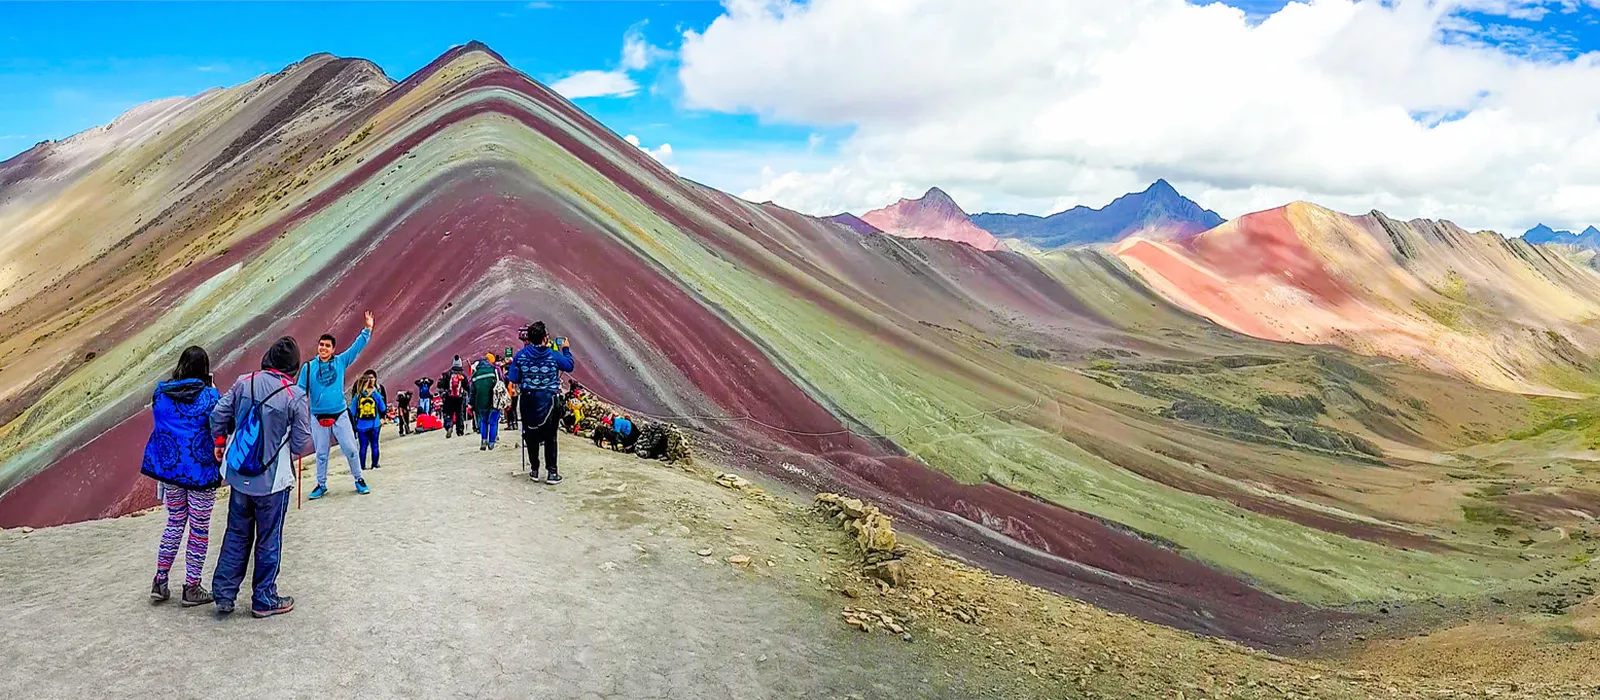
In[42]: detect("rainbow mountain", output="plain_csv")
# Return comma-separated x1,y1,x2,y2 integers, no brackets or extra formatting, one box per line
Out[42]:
5,43,1600,652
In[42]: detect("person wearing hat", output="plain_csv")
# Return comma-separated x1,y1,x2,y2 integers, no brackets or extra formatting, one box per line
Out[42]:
209,336,312,617
470,351,503,450
440,355,470,438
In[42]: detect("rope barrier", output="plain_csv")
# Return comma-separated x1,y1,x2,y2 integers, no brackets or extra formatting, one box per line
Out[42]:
576,383,1050,446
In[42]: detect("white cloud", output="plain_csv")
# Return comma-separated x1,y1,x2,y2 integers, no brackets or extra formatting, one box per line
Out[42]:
548,23,670,101
550,70,639,99
625,133,676,168
678,0,1600,233
622,23,673,71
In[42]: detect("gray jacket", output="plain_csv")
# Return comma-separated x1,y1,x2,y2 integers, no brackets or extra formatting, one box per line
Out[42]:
211,369,312,496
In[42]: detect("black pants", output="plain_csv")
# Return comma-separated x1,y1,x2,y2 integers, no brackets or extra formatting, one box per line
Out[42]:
521,392,559,475
505,396,519,429
398,406,413,435
442,397,466,436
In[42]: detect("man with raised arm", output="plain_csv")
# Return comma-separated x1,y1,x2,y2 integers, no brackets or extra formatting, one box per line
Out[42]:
298,311,375,498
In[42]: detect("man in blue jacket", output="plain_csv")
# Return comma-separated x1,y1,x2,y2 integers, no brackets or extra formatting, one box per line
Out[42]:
298,311,374,498
508,320,574,484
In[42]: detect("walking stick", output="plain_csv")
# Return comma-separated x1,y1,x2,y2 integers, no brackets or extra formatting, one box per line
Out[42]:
296,455,303,510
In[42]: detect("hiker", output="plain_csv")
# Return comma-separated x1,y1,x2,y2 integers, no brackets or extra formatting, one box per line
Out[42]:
441,357,469,438
209,336,312,618
415,376,434,416
395,389,414,436
500,348,518,431
470,352,502,450
350,374,386,471
509,321,575,484
492,374,511,448
140,345,222,607
362,369,388,436
298,311,375,498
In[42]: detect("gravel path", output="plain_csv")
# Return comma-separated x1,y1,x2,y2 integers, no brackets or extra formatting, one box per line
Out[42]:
0,431,973,699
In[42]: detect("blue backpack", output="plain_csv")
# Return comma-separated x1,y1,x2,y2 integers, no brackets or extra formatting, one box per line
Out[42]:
225,373,294,478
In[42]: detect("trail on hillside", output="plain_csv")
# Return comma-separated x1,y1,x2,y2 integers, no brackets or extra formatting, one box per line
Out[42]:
0,433,981,699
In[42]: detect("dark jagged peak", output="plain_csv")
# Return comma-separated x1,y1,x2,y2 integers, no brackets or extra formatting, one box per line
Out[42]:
452,40,511,65
971,179,1223,249
915,186,965,214
1523,223,1600,250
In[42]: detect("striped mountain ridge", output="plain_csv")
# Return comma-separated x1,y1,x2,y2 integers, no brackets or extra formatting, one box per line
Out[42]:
6,43,1598,653
1113,201,1600,394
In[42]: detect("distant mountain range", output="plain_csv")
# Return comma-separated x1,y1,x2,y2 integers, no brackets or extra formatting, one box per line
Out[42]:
856,187,1004,251
971,179,1224,248
1524,223,1600,249
827,179,1224,251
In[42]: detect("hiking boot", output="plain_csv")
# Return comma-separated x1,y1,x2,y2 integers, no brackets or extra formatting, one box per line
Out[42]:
545,472,563,485
215,598,235,615
181,583,214,607
355,479,371,495
479,442,487,451
251,595,295,618
150,578,170,603
445,431,452,439
488,442,496,451
308,484,328,500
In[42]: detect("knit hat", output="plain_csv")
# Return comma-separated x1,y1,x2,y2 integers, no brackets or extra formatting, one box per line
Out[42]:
261,336,301,376
452,355,463,370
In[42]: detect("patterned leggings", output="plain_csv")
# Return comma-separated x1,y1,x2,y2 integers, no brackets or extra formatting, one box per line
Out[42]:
155,486,216,586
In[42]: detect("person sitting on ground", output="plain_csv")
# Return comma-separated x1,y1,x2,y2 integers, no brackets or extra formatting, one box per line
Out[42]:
350,374,386,471
613,414,638,452
593,413,639,452
562,385,585,435
140,345,223,607
210,335,312,618
470,351,502,450
508,321,575,484
297,311,375,498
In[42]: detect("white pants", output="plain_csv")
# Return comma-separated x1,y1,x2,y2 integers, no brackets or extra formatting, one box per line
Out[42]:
312,412,362,487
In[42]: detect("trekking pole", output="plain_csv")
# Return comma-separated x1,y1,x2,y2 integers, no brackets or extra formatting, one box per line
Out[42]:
295,455,303,510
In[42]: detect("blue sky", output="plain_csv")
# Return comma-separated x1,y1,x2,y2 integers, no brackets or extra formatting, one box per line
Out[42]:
5,1,1600,230
0,1,781,161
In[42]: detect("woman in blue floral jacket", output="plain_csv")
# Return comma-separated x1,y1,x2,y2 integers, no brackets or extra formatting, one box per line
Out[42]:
139,345,222,607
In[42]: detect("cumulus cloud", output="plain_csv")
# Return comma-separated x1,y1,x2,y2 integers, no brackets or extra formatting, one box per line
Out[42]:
622,23,673,71
625,134,680,173
550,23,671,100
679,0,1600,233
551,70,639,99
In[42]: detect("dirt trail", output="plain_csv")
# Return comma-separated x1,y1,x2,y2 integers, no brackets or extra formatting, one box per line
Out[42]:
6,428,1597,700
0,432,979,699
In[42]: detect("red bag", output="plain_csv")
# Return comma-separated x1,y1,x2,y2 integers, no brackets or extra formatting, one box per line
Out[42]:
416,414,443,432
448,373,465,398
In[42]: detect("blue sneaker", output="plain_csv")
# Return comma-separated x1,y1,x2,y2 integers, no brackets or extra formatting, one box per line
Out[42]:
355,479,371,495
307,484,328,500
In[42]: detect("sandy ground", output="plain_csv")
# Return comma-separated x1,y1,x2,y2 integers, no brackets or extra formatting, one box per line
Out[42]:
0,430,979,699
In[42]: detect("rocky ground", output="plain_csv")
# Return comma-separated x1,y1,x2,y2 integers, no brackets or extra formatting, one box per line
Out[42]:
2,428,1596,699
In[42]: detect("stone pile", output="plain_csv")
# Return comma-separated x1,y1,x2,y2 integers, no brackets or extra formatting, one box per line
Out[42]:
814,492,907,588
